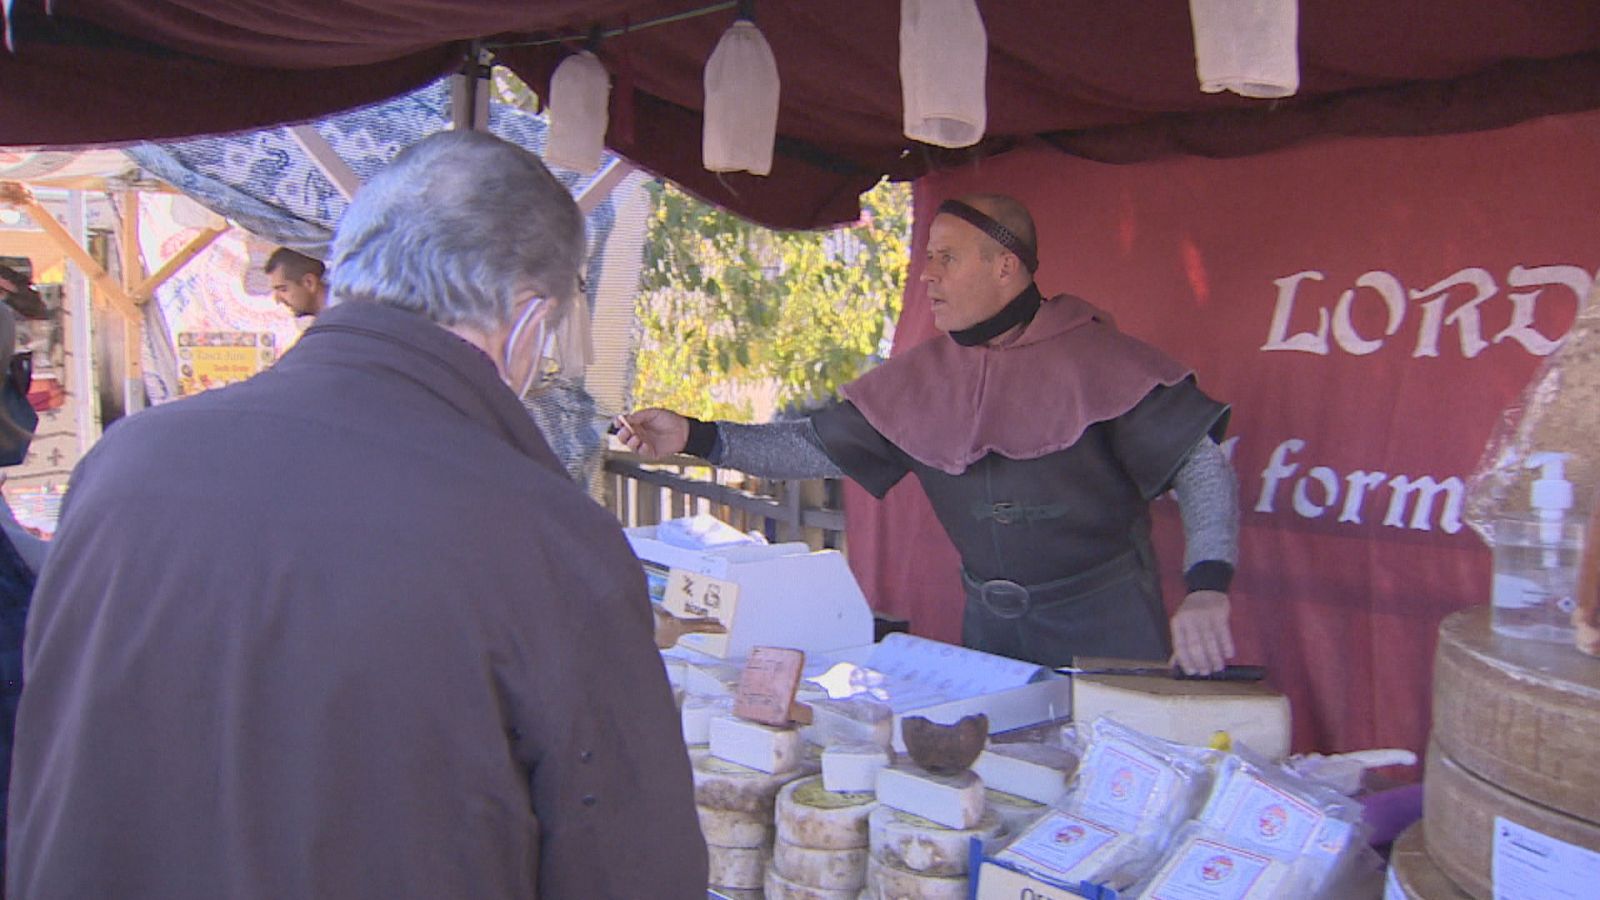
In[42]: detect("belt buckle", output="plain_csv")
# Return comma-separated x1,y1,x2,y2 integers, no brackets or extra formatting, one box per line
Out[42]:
978,579,1030,619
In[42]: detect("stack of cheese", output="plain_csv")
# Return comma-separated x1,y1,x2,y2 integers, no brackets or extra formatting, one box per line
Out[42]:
1419,607,1600,899
1385,824,1471,900
972,742,1077,833
765,775,878,899
864,765,1003,899
697,715,818,897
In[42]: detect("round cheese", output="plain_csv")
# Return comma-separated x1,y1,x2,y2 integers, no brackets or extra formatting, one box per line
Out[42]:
707,843,771,890
694,753,806,816
1424,741,1600,900
773,837,870,890
699,804,773,849
866,855,967,900
868,805,1000,877
777,776,877,850
985,788,1047,836
764,865,860,900
1387,823,1472,900
1432,606,1600,823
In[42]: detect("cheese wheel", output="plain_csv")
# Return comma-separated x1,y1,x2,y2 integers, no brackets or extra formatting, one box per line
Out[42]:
707,843,770,890
985,788,1047,836
1387,823,1472,900
764,865,860,900
698,804,773,849
773,837,870,890
866,855,967,900
1072,667,1291,760
1424,742,1600,900
1431,606,1600,823
868,805,1000,877
776,776,877,850
694,753,806,815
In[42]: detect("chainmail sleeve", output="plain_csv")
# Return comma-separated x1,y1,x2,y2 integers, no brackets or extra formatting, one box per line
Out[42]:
1171,436,1240,592
709,419,846,480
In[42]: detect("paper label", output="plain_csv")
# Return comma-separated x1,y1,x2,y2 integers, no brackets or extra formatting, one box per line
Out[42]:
1214,774,1323,857
863,633,1048,709
1145,838,1278,899
1492,816,1600,899
1077,743,1167,831
995,810,1120,879
663,568,739,656
732,646,805,726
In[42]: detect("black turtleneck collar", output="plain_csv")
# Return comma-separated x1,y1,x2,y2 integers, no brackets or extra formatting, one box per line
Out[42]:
949,283,1043,347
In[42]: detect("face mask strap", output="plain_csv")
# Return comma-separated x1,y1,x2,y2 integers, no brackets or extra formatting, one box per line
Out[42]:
504,297,558,399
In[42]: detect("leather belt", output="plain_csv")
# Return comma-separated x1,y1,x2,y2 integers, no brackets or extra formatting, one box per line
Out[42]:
962,550,1142,619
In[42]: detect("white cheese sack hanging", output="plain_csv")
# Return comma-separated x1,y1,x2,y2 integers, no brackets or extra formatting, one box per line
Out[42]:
776,776,877,850
702,19,780,175
899,0,987,148
545,50,610,173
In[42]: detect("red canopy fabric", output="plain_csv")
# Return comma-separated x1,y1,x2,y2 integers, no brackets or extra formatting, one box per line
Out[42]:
6,1,1600,228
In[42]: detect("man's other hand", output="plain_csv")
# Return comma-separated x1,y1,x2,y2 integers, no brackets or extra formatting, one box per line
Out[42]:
1170,590,1234,675
614,408,690,460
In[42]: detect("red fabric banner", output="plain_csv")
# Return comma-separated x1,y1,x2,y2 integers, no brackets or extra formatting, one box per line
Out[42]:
845,110,1600,760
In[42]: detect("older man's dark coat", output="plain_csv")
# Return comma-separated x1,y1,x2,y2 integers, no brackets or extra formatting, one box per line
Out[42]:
7,301,708,899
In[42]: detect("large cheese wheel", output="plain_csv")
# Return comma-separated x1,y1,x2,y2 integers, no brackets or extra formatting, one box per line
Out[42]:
698,804,773,849
1431,606,1600,823
1071,667,1292,760
1387,823,1472,900
866,856,967,900
773,837,870,890
694,753,806,816
867,805,1000,877
1423,742,1600,900
776,776,877,850
707,843,771,890
764,866,860,900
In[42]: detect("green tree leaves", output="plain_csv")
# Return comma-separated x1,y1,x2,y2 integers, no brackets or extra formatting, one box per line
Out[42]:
634,180,910,420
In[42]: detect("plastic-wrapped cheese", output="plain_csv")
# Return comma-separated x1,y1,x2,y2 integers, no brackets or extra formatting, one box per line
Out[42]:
764,866,860,900
694,753,806,816
773,838,869,890
776,776,876,850
698,804,773,849
1137,833,1298,898
707,843,770,890
868,805,1001,877
866,856,968,900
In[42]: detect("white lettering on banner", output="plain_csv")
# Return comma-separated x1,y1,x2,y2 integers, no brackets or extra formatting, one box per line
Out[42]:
1255,438,1464,534
1261,265,1594,359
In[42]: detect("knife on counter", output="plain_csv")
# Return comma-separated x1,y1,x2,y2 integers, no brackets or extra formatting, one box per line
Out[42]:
1054,664,1267,681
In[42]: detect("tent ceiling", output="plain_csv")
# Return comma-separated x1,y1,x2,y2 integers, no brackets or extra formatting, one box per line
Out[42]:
6,1,1600,228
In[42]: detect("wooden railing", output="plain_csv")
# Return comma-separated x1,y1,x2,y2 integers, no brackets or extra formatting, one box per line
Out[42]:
602,450,846,551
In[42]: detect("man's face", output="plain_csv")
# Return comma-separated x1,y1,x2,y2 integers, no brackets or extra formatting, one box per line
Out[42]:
268,269,323,317
921,215,1009,333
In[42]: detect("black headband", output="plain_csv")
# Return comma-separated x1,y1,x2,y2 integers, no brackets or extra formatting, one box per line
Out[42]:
937,199,1039,274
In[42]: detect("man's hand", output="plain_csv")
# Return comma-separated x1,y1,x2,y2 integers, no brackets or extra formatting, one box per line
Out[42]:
614,408,690,460
1170,590,1234,675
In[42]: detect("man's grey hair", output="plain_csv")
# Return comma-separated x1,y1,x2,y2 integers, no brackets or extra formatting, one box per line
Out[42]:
328,130,584,333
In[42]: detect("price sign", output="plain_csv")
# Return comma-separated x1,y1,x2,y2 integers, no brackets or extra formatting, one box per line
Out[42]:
733,646,809,727
663,568,740,656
